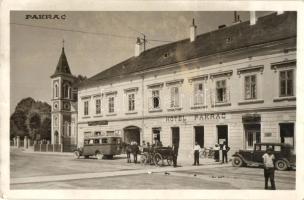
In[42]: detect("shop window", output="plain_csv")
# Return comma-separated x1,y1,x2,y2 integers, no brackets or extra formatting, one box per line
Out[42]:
84,101,89,116
244,75,257,99
95,99,101,114
280,123,294,147
216,80,227,103
194,82,204,105
170,87,180,108
108,97,115,113
152,90,160,109
279,70,294,97
128,93,135,111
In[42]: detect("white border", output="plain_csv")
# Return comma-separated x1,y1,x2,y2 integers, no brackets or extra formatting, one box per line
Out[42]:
1,1,304,200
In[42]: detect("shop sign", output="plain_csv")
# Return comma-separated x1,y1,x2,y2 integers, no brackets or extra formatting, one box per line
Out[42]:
88,120,108,126
165,115,186,122
194,113,226,120
264,132,272,137
165,113,226,123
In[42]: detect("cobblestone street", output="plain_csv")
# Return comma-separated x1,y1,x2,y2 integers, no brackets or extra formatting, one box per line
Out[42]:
10,148,295,190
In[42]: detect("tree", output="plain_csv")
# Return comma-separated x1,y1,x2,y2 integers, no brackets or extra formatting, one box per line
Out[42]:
10,110,28,139
40,117,51,140
28,113,41,140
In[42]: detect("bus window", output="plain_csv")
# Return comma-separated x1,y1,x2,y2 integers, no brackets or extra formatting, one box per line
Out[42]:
84,140,89,145
112,138,117,144
94,139,100,144
102,138,108,144
89,139,94,144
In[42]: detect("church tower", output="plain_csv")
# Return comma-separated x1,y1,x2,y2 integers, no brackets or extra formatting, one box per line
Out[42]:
51,43,78,150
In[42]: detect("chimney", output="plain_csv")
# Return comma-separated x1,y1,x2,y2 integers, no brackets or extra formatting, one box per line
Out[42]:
190,18,197,42
135,37,142,57
250,11,257,25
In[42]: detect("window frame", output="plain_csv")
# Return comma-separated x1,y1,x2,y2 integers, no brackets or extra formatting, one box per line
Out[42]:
170,86,180,108
244,74,257,100
215,79,227,103
128,93,135,111
193,81,204,106
279,69,294,97
152,89,160,109
84,100,89,116
108,96,115,113
95,98,102,115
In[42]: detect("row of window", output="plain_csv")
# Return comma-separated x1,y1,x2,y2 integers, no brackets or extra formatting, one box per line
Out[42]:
82,68,295,116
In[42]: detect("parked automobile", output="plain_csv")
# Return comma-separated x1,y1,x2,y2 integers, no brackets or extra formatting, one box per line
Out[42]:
231,143,296,171
74,136,122,159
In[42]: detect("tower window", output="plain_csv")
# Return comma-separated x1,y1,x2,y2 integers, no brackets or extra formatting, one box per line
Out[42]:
54,84,59,98
63,84,69,98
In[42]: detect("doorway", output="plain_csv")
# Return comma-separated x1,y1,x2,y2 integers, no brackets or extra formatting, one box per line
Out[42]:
171,127,180,147
217,125,228,145
194,126,204,148
244,124,261,150
123,126,141,145
279,123,294,147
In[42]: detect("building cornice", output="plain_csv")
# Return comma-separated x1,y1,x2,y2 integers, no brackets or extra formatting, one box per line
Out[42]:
77,105,296,124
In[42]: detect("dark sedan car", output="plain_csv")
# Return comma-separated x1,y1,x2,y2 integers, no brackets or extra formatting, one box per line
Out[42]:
231,143,296,171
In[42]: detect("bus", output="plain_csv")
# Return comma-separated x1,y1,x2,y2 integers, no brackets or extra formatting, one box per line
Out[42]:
74,136,122,159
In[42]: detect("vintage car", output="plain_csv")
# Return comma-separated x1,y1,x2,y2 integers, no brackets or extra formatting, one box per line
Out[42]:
231,143,296,171
74,136,122,159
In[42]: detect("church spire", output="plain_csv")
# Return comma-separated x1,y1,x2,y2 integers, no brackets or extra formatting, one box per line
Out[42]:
51,41,72,78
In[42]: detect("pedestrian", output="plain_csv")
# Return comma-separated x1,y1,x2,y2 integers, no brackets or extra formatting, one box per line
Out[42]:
263,147,276,190
193,142,201,166
221,141,230,163
172,144,179,167
214,143,220,162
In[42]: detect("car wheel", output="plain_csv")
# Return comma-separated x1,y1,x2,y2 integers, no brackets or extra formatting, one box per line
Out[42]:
232,157,243,167
73,151,80,159
275,160,288,171
96,152,103,160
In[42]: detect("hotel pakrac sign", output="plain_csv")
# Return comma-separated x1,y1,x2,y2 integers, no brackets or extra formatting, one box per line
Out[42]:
165,113,226,122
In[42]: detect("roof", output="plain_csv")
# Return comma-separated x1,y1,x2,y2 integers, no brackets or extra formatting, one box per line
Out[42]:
51,47,72,78
80,12,297,88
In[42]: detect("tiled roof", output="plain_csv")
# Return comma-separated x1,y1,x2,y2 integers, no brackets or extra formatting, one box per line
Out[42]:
80,12,296,88
51,47,72,78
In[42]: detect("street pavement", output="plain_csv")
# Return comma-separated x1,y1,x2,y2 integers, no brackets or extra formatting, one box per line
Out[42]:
10,148,295,190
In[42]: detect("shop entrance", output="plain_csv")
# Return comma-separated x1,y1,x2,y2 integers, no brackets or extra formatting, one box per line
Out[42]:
217,125,228,145
171,127,180,147
244,124,261,150
279,123,294,147
123,126,141,145
152,127,161,145
194,126,204,148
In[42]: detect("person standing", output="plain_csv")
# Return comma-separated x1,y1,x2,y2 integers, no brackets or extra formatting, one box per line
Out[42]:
262,147,276,190
172,144,179,167
193,142,201,166
214,143,220,162
221,141,230,163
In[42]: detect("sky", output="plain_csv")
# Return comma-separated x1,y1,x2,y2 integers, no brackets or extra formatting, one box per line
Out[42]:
10,11,272,114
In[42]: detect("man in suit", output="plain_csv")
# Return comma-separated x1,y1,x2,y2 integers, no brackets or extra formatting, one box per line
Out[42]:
172,144,179,167
221,141,230,163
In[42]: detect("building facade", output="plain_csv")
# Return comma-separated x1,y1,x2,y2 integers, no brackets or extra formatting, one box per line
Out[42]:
66,12,296,157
